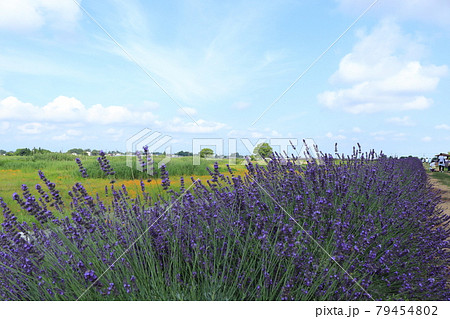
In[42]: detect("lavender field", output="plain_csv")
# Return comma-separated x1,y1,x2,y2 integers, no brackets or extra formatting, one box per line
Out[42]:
0,148,449,300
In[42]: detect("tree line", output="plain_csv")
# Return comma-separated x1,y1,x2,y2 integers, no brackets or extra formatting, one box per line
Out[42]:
1,143,274,158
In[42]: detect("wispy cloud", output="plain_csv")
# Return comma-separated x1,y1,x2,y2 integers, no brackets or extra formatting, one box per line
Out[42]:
100,1,285,105
325,132,346,140
337,0,450,28
155,118,227,134
386,116,415,126
0,0,82,32
227,128,283,139
435,124,450,130
18,122,48,135
370,130,406,141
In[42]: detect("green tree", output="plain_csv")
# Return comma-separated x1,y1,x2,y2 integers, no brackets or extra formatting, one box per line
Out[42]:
200,148,214,158
14,148,32,156
0,149,6,155
32,147,51,154
253,143,273,159
175,151,193,157
67,148,85,155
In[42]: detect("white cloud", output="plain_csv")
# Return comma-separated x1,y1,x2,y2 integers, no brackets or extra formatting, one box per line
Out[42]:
435,124,450,130
52,133,69,141
18,122,47,134
0,96,156,125
42,96,85,122
336,0,450,28
86,104,154,125
386,116,415,126
0,0,81,32
422,136,432,142
0,97,38,120
370,130,406,141
318,20,448,114
227,128,283,139
325,132,346,140
352,127,362,133
52,129,83,141
155,118,227,134
0,95,229,138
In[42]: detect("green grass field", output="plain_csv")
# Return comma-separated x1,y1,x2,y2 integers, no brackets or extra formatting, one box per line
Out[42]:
0,154,249,223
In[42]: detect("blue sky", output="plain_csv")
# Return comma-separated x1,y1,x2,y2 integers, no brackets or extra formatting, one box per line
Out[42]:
0,0,449,157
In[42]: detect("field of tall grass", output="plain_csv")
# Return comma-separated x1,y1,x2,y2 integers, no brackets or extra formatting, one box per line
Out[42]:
0,154,247,223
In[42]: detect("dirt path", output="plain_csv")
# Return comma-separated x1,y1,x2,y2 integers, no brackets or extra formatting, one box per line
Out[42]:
429,176,450,218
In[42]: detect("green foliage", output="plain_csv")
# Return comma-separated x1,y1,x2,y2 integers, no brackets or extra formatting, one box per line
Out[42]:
9,148,55,156
199,148,214,158
66,148,85,155
31,147,51,154
32,153,75,161
0,150,7,155
175,151,193,157
253,143,273,159
14,148,32,156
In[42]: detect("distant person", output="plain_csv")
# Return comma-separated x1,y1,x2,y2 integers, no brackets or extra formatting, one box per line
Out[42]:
438,154,446,172
430,161,436,172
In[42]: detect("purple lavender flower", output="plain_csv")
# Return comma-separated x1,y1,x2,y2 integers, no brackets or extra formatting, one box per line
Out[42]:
0,147,449,301
160,164,170,190
75,158,89,178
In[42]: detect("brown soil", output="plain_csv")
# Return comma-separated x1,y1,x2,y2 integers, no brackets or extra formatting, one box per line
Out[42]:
429,177,450,218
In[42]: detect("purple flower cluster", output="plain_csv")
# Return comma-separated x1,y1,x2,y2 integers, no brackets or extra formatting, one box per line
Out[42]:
37,170,64,212
97,150,115,183
136,146,153,178
0,149,449,300
75,158,89,178
160,164,170,190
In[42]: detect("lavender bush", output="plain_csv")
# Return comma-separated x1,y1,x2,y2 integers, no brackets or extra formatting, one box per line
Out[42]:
0,148,449,300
